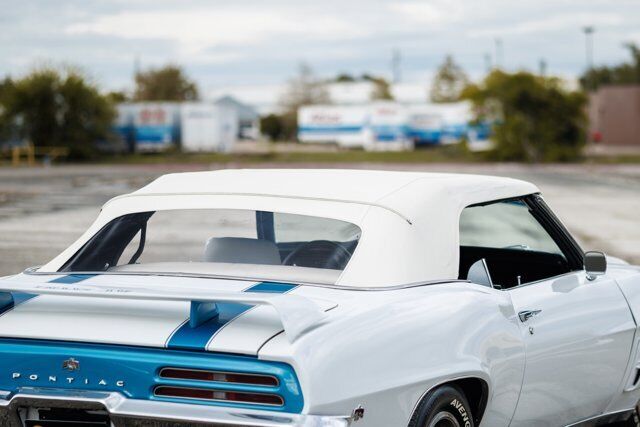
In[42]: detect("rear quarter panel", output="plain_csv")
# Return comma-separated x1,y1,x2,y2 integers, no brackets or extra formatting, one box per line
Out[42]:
259,282,526,427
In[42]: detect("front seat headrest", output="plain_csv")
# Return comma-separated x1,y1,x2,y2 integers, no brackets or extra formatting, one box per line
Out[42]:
203,237,281,265
467,258,494,288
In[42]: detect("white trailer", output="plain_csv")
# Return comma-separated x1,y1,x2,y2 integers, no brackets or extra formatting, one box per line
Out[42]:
365,102,412,151
132,103,181,152
298,103,412,151
180,104,238,153
297,105,371,148
111,104,135,152
406,104,445,146
297,102,489,151
436,102,493,150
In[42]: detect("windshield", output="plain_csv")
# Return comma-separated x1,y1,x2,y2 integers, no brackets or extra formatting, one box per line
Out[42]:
61,209,361,283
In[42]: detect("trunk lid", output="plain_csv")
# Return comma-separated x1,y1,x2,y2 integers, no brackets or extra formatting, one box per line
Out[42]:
0,273,335,356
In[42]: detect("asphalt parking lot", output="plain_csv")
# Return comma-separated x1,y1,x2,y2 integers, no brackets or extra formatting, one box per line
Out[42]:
0,163,638,276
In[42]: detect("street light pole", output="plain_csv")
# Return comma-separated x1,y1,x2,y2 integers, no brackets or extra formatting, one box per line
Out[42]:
583,26,595,70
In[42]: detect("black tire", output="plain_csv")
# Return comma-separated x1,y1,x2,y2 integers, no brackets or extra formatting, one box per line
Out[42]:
408,385,474,427
611,405,640,427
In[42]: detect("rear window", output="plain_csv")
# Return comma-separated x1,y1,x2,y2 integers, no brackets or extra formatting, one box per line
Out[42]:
61,209,361,280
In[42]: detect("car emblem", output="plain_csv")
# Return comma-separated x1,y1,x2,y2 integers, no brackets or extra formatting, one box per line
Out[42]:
62,358,80,372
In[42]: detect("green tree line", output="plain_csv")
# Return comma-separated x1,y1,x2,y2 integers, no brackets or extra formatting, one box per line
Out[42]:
0,64,198,159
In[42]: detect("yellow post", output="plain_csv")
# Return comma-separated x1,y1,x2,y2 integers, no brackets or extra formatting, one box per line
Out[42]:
11,146,20,166
27,144,35,166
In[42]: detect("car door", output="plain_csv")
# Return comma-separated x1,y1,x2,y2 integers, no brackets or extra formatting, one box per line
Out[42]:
459,196,636,426
508,271,635,426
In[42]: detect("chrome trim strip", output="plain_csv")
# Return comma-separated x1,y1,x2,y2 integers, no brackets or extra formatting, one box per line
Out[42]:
24,267,469,292
0,388,352,427
159,367,280,387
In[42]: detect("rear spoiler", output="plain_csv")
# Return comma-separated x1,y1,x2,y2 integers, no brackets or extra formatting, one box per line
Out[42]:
0,274,332,342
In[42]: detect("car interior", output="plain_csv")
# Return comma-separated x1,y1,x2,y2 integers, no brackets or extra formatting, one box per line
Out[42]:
459,246,571,289
203,237,358,271
62,211,360,273
457,196,582,290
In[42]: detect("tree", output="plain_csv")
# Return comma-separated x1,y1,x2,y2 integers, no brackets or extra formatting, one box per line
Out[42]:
580,43,640,91
0,67,115,159
463,70,587,162
106,90,130,103
134,65,199,101
335,73,356,82
279,63,330,113
0,78,17,143
260,114,284,141
430,55,469,103
332,73,394,100
361,74,393,100
278,63,330,140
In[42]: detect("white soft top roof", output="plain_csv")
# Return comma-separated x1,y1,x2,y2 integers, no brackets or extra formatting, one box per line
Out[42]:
42,169,539,287
126,169,537,222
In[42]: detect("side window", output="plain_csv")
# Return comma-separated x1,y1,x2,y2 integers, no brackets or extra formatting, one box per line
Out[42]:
460,200,564,255
459,199,572,288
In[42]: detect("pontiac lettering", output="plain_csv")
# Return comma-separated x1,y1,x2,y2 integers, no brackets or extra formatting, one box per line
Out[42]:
11,373,124,387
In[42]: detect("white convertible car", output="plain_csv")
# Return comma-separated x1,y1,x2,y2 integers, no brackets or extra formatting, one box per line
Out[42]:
1,169,639,427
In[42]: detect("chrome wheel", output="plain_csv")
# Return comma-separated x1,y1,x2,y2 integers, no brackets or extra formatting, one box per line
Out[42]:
427,411,461,427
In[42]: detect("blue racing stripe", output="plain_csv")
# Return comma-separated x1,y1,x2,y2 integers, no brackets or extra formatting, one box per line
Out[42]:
167,302,253,351
0,293,38,317
245,282,298,293
49,274,96,284
166,282,298,351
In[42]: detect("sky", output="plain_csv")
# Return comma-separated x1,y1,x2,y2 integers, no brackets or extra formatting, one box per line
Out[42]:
1,0,638,106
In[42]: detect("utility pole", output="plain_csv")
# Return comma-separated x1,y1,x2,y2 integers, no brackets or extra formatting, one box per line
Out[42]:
484,53,493,73
539,58,547,77
391,48,402,84
134,54,141,77
583,26,595,70
494,38,503,69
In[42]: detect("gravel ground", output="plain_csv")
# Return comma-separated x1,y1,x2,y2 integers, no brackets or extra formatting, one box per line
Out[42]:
0,163,638,276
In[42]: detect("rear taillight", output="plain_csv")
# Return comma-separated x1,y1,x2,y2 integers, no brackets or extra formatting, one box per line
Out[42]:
154,386,284,406
159,368,278,387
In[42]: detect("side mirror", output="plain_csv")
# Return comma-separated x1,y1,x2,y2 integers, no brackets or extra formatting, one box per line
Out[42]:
584,251,607,281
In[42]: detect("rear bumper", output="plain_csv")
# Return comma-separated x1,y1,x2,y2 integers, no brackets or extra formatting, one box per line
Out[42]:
0,388,352,427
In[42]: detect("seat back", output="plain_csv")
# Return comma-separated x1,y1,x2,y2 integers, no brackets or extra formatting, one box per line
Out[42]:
204,237,281,265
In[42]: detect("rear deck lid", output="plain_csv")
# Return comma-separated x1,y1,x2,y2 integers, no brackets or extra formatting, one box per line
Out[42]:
0,273,335,356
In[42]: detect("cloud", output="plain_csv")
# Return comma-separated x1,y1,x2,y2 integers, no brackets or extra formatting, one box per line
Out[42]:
65,8,366,55
1,0,638,96
469,12,624,38
389,1,464,26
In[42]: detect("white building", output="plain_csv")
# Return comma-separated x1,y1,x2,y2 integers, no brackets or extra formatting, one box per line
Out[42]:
214,96,260,140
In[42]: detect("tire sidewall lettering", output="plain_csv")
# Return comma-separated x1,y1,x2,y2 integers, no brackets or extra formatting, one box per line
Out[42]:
450,398,472,427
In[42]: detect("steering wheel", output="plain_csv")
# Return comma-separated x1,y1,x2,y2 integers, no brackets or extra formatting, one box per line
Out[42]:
283,240,352,270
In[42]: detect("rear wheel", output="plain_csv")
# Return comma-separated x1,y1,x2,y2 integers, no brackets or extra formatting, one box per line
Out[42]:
409,385,474,427
610,405,640,427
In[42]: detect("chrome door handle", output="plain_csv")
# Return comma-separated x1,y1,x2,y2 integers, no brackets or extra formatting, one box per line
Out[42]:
518,309,542,323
